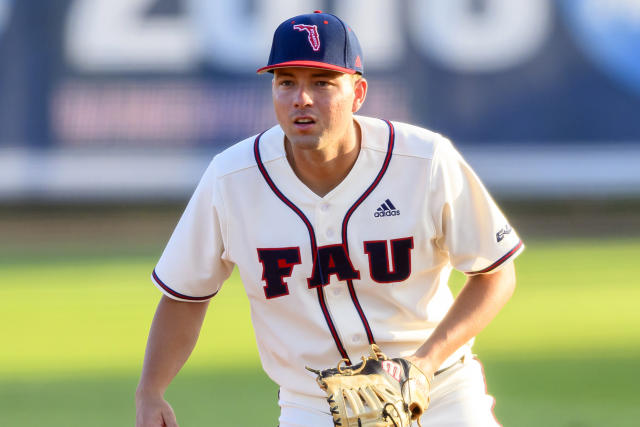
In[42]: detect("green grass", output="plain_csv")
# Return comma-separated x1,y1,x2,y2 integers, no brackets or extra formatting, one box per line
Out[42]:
1,239,639,426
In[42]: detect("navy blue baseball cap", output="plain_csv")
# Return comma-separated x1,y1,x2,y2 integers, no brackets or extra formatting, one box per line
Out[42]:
257,10,363,75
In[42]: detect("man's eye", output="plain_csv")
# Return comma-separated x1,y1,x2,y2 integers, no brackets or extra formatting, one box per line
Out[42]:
279,80,293,86
316,81,329,87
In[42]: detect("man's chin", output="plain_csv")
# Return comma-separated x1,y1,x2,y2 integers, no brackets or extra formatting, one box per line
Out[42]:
286,134,322,149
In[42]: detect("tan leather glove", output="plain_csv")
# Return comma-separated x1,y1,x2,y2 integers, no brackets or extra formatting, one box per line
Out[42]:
307,345,430,427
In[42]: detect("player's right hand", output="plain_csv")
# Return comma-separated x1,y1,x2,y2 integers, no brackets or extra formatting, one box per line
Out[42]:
135,394,179,427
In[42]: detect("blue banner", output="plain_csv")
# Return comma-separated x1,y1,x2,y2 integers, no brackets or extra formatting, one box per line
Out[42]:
1,0,639,149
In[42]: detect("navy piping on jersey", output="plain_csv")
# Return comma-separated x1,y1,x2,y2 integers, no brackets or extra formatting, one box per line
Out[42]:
253,130,350,363
340,119,396,345
152,269,218,301
467,240,524,275
253,120,395,364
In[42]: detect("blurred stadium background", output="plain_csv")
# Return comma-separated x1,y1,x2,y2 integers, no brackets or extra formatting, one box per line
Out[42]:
1,1,639,426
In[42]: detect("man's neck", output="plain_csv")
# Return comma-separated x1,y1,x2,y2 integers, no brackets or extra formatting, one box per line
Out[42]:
285,121,361,198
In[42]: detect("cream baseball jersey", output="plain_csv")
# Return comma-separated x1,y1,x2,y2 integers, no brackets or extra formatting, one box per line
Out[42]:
151,115,524,403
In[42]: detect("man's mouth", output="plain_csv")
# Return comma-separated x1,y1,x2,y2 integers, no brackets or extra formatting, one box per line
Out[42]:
294,117,315,125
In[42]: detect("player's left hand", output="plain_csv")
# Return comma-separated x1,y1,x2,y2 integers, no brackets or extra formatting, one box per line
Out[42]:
404,354,437,381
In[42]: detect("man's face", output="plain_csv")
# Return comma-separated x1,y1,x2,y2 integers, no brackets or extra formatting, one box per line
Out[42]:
272,67,366,151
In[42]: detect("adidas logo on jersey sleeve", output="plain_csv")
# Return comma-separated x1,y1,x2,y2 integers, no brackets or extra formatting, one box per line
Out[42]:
374,199,400,217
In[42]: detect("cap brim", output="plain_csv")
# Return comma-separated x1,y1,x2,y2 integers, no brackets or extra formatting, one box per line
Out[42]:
257,60,357,74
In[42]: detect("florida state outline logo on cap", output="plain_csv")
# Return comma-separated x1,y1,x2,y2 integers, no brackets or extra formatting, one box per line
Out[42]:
293,24,320,51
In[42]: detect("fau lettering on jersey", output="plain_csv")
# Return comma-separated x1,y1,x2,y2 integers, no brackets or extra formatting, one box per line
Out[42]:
257,247,302,299
364,237,413,283
308,244,360,288
257,237,414,299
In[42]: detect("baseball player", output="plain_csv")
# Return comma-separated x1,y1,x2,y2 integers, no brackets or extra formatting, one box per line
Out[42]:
136,11,523,427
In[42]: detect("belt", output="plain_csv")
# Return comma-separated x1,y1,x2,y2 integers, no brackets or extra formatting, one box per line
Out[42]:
433,354,467,376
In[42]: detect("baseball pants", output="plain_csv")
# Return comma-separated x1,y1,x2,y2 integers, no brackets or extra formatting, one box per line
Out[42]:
278,356,501,427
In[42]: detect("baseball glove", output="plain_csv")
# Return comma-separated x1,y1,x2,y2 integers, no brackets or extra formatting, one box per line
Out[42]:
306,344,430,427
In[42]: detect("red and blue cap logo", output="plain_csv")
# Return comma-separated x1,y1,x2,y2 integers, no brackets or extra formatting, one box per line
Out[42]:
257,11,363,75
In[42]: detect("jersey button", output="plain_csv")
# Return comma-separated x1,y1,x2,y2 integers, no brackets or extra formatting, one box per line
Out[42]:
325,228,335,238
320,203,329,212
351,335,362,344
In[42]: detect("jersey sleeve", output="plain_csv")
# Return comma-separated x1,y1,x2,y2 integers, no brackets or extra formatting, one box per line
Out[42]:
151,159,234,301
429,137,524,275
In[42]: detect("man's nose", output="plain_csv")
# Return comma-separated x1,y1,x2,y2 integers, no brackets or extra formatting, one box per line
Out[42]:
293,85,313,108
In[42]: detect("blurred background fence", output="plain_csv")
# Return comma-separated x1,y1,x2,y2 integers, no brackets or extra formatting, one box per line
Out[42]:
1,0,640,202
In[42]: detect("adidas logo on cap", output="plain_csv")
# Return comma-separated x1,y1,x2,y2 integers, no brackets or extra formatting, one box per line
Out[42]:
374,199,400,218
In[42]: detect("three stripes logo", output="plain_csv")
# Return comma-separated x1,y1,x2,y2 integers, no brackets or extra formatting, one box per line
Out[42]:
374,199,400,218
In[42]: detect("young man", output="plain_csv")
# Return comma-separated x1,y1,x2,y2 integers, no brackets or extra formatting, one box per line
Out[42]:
136,11,523,427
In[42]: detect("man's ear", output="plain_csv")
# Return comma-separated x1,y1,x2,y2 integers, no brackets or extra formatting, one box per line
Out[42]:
352,77,367,113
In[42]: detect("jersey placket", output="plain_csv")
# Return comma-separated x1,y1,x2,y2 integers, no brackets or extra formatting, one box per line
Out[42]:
314,200,369,360
253,119,395,364
309,119,396,360
254,132,352,362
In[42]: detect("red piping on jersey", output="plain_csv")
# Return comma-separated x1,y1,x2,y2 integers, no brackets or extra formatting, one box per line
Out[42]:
152,269,218,301
340,119,396,345
467,240,524,275
253,131,351,363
